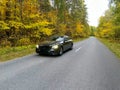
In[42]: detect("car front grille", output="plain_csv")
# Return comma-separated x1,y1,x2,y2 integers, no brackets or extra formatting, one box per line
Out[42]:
39,46,51,52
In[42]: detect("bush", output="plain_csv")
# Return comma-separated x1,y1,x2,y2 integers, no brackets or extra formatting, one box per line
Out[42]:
17,38,31,46
0,40,11,47
0,21,10,31
114,26,120,38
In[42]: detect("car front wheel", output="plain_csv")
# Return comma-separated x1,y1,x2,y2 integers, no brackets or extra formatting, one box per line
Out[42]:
58,47,63,56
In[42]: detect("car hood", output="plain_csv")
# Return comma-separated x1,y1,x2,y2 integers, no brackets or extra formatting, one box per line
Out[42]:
39,41,58,46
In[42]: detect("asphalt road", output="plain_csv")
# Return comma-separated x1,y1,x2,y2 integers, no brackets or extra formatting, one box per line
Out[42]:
0,37,120,90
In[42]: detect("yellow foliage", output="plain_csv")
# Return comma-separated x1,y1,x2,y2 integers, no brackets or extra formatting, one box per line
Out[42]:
47,11,57,24
76,22,84,34
40,28,53,36
29,14,39,19
25,20,53,37
99,22,113,37
100,29,109,37
0,21,9,30
59,24,67,34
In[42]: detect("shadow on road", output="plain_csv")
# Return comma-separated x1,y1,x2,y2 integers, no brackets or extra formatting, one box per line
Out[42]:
34,49,72,58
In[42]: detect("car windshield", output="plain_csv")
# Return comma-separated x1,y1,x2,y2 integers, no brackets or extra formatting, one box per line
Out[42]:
50,36,64,41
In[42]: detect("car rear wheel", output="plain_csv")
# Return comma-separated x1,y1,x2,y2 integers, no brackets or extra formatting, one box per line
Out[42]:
59,47,63,56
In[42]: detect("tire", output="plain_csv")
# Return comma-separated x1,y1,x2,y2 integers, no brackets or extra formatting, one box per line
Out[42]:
70,43,73,50
36,48,39,53
58,47,63,56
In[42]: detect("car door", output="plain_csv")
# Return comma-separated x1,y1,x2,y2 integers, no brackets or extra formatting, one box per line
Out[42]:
63,37,71,50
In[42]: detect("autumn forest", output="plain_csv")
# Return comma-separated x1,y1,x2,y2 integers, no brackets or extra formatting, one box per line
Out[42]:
0,0,90,47
0,0,120,48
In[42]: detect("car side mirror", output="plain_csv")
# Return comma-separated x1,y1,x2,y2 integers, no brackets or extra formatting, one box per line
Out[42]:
64,39,67,43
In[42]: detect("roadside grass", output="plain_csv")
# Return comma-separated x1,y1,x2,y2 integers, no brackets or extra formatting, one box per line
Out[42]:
99,38,120,58
0,45,35,62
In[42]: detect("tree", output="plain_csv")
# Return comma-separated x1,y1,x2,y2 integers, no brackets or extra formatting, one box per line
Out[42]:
0,0,89,47
97,0,120,39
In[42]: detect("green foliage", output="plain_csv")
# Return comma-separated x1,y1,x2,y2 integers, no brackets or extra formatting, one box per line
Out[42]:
52,0,89,38
90,26,96,36
97,0,120,40
113,26,120,38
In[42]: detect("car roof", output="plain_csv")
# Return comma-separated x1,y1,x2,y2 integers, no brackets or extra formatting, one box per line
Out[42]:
51,35,69,38
60,35,69,38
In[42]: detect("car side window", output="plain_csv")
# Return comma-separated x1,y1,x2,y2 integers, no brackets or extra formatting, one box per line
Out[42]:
56,37,64,41
64,37,69,41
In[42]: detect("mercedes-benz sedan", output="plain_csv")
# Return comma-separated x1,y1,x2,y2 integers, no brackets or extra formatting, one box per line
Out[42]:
36,35,73,56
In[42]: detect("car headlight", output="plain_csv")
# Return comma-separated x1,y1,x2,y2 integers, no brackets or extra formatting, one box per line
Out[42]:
52,45,59,49
36,45,39,48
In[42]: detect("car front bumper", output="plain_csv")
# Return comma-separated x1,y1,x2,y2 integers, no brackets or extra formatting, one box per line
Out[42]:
36,48,60,55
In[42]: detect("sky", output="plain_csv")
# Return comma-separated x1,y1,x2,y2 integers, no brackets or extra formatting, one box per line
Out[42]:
84,0,109,26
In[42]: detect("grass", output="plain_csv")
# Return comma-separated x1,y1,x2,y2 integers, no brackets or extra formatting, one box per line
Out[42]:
99,38,120,58
0,45,35,62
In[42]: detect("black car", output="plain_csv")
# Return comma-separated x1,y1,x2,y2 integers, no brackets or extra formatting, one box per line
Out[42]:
36,35,73,56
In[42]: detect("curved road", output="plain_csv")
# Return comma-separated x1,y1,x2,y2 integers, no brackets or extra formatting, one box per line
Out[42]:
0,37,120,90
